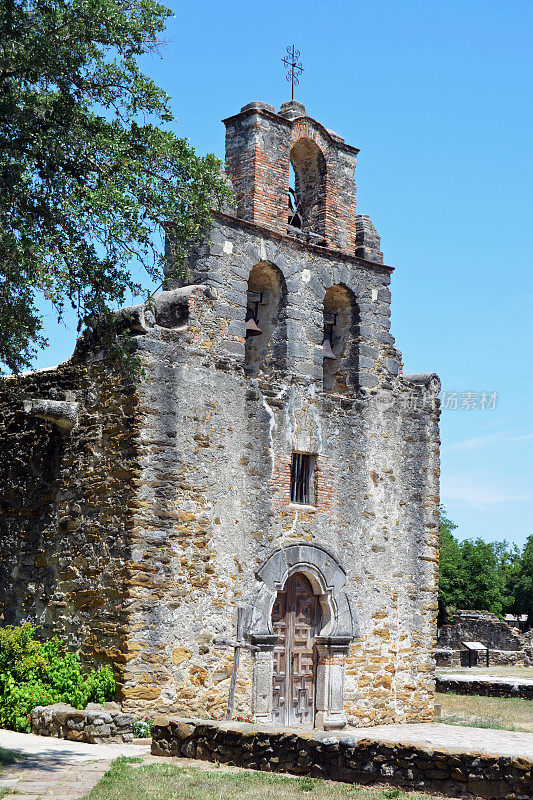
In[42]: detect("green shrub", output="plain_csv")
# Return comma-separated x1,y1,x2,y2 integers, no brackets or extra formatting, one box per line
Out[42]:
132,717,154,738
0,623,116,732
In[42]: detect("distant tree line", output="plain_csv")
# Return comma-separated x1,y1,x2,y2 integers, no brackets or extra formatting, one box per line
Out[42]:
438,507,533,625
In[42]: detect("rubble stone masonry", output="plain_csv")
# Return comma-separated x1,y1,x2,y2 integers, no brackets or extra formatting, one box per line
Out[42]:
0,100,441,729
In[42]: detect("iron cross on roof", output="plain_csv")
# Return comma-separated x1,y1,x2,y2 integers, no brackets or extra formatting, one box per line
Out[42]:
282,44,304,100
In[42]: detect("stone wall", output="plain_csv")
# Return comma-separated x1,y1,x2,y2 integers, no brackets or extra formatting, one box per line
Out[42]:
439,610,526,651
124,219,440,725
151,716,533,800
437,676,533,699
0,257,439,725
32,702,135,743
0,358,138,678
436,648,530,667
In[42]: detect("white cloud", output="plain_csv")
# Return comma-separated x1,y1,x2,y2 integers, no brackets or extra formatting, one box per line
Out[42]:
448,431,533,452
441,475,528,510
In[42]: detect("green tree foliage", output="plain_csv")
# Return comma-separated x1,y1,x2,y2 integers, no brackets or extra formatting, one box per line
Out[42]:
438,507,531,624
437,506,463,623
0,0,230,375
459,539,510,617
0,623,115,732
509,534,533,616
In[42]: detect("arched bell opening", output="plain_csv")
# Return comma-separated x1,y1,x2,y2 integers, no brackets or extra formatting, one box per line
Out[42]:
288,138,327,237
322,284,359,394
245,261,287,379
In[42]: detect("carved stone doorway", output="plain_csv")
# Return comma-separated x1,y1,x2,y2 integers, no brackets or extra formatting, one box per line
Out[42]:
271,572,321,727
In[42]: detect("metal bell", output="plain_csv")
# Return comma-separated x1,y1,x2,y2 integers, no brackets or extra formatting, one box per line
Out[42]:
245,307,262,337
322,336,337,360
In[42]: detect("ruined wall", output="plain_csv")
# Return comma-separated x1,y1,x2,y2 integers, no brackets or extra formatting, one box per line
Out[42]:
0,357,138,680
32,701,135,743
435,648,530,667
439,609,526,651
122,217,440,726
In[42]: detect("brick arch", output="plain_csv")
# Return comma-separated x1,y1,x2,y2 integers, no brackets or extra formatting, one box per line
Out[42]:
289,138,327,237
289,119,356,252
290,119,333,157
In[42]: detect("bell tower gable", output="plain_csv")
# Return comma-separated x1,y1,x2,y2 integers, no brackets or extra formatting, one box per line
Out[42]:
223,100,360,255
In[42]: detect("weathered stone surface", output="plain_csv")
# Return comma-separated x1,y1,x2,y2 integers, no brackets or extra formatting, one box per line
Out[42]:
151,716,533,799
437,676,533,699
440,609,528,651
0,100,440,730
32,703,135,743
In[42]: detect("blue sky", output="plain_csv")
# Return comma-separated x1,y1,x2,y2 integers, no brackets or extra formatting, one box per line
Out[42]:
33,0,532,547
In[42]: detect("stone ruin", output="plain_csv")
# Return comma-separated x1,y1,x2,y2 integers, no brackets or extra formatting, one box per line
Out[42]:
436,609,533,667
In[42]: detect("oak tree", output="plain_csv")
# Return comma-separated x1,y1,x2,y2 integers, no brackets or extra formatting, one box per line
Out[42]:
0,0,229,374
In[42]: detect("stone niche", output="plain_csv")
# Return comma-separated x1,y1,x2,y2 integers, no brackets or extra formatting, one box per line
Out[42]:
244,260,287,379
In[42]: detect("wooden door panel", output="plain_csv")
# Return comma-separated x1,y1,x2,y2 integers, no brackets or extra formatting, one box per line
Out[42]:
271,573,321,727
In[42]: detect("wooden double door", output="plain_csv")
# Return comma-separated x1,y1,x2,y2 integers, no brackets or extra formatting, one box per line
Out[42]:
271,573,322,727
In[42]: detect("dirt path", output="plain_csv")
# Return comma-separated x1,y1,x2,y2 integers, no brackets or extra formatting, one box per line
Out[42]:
0,730,150,799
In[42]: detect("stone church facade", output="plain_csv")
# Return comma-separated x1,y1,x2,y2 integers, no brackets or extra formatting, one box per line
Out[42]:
0,100,441,729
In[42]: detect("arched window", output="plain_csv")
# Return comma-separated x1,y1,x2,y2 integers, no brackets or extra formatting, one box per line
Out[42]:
288,139,327,238
322,284,358,393
245,262,287,379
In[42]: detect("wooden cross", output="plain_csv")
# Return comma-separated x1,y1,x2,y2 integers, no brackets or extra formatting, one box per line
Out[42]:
213,606,259,720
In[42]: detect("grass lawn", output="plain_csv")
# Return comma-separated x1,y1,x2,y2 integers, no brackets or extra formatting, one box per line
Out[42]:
81,757,438,800
0,747,24,769
437,691,533,732
0,747,23,799
0,746,26,797
437,666,533,680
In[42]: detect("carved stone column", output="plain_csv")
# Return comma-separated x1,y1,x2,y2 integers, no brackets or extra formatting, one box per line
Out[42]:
251,635,276,723
314,636,351,730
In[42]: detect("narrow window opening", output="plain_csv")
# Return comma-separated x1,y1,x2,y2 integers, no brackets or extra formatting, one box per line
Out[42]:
290,453,316,506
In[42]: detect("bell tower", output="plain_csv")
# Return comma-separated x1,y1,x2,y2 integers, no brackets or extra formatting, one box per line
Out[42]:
223,100,365,256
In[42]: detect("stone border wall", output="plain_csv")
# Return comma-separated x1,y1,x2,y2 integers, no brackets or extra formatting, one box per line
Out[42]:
151,716,532,799
32,702,135,743
436,649,530,668
437,677,533,700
